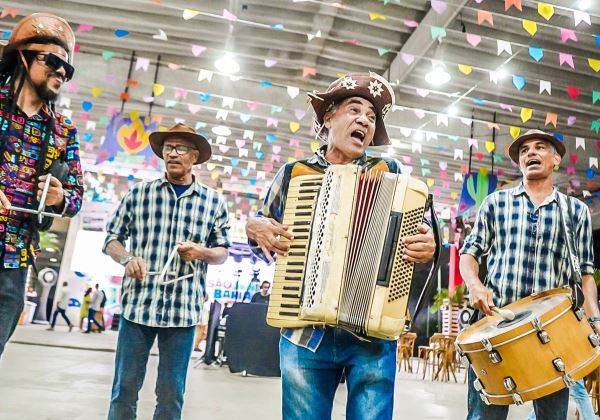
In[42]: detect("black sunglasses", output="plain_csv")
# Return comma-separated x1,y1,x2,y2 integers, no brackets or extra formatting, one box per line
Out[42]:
35,53,75,81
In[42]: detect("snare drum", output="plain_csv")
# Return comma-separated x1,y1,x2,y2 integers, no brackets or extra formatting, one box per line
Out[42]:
455,287,600,405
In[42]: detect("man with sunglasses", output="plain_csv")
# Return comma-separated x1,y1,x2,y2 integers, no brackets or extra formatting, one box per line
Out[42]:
103,123,230,420
0,13,83,358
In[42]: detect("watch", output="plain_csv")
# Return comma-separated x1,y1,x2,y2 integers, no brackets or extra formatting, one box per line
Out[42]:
119,255,134,266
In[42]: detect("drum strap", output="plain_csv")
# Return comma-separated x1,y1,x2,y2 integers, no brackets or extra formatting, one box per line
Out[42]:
558,194,584,307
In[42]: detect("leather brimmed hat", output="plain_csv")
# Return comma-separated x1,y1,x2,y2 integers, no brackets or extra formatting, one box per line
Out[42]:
149,123,212,165
508,129,565,163
4,13,75,64
309,72,395,146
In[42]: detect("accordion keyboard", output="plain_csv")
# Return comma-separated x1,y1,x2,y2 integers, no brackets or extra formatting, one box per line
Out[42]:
267,174,324,328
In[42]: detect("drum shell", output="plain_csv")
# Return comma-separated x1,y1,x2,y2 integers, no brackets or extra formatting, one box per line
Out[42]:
456,288,600,405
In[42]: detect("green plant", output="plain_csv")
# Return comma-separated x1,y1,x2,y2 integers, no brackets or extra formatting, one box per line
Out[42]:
430,284,467,314
594,269,600,288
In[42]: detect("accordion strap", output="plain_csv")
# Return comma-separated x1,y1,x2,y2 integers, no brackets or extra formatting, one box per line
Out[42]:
558,193,583,307
410,194,442,330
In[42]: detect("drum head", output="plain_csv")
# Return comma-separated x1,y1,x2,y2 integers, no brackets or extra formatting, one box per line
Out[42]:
457,288,571,345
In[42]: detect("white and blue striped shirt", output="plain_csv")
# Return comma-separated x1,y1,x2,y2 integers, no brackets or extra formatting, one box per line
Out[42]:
103,176,231,328
461,183,594,308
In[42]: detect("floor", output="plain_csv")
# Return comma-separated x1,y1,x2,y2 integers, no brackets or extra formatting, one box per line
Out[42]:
0,324,577,420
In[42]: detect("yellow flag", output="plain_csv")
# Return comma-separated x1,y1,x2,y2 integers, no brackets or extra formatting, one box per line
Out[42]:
520,108,533,122
589,58,600,72
91,87,103,98
510,126,521,140
522,19,537,36
211,171,219,180
369,12,386,20
427,178,435,188
289,121,300,133
485,141,496,153
537,3,554,20
288,157,295,163
458,64,472,75
451,192,458,200
182,9,199,20
153,83,165,97
310,141,320,152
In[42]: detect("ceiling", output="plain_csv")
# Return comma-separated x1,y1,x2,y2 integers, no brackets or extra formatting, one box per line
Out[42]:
0,0,598,221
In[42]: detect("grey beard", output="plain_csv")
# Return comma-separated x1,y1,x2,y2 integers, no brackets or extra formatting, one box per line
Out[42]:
32,80,58,102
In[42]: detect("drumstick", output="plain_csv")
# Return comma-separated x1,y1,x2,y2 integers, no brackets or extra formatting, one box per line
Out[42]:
491,307,515,321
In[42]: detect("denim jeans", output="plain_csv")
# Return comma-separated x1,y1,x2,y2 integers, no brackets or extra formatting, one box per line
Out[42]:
525,379,596,420
467,368,569,420
280,328,397,420
86,308,103,332
108,318,195,420
51,307,72,327
0,267,27,357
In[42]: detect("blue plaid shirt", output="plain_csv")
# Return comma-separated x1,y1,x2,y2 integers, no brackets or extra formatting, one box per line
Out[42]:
461,183,594,308
252,147,404,351
103,176,231,328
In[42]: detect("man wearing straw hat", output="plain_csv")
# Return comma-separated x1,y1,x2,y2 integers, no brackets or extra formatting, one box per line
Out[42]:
460,129,600,419
247,72,436,419
0,13,83,358
103,123,230,420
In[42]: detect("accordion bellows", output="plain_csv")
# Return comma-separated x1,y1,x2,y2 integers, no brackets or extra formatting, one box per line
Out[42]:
267,164,428,340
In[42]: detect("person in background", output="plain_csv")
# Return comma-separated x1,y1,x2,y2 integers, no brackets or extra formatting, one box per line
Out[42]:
79,287,92,330
25,286,37,298
98,287,107,330
47,281,73,332
250,281,271,304
83,283,104,333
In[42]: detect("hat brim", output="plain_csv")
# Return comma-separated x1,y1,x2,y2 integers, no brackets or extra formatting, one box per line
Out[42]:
508,132,566,163
310,91,390,146
149,131,212,165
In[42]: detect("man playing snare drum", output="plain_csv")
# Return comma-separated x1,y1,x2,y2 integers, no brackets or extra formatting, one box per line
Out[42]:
460,129,600,420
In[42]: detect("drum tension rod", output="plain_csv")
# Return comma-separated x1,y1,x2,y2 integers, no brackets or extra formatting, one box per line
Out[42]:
588,333,600,348
553,358,576,387
574,307,586,321
532,317,551,344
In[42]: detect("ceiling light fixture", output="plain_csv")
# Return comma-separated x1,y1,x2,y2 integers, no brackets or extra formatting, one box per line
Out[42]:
578,0,591,10
425,62,451,86
214,52,240,74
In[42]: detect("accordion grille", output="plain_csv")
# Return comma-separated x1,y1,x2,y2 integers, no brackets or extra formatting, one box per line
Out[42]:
388,207,423,302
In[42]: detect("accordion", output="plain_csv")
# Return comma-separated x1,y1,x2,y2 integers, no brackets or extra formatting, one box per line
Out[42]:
267,164,429,340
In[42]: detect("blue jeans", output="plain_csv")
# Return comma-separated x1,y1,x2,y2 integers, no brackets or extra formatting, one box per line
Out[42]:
86,308,103,332
51,307,72,327
280,328,397,420
0,267,27,357
107,318,195,420
525,379,596,420
467,368,569,420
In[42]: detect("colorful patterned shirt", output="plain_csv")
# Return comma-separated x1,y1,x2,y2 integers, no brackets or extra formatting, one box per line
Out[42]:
251,146,404,351
103,176,231,328
460,184,594,308
0,89,83,268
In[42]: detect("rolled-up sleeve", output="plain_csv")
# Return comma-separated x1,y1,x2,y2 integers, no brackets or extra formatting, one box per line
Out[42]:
460,194,494,263
249,164,288,260
102,189,134,254
207,196,231,248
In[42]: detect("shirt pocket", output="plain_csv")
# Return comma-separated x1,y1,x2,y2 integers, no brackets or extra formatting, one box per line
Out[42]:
183,221,208,244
